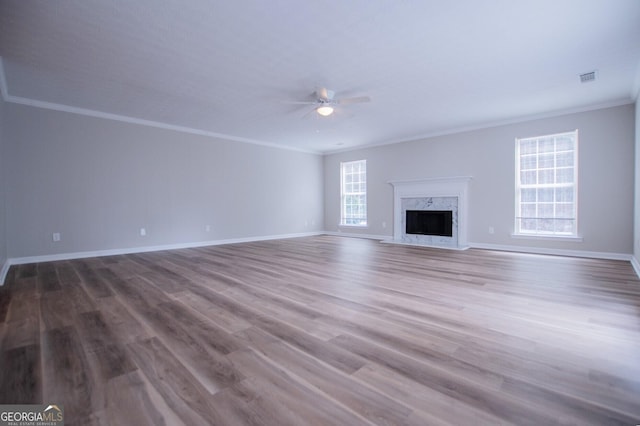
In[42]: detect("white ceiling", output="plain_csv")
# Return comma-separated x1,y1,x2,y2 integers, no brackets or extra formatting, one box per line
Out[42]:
1,1,639,153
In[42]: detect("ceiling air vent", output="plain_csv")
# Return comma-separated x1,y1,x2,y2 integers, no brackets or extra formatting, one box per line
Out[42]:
580,71,596,83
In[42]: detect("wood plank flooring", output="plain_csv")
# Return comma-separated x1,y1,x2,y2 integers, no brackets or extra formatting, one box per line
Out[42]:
1,235,639,425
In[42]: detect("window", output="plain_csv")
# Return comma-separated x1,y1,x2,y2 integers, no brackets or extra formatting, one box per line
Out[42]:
340,160,367,226
515,130,578,237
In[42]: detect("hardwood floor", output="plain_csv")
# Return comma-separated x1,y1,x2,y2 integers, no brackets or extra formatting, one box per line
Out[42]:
1,235,639,425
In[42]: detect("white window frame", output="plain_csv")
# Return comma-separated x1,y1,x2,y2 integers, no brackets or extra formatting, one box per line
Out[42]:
514,130,579,238
340,159,367,227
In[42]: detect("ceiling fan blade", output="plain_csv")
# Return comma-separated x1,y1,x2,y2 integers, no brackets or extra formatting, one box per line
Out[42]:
337,96,371,105
302,107,318,119
284,100,318,105
317,87,336,101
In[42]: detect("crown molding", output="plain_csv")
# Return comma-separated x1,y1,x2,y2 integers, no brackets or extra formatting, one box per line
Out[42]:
0,57,320,155
323,98,635,155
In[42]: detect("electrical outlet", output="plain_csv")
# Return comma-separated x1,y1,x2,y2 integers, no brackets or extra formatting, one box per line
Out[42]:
488,226,495,234
140,228,146,236
52,232,61,242
205,225,211,232
382,221,387,229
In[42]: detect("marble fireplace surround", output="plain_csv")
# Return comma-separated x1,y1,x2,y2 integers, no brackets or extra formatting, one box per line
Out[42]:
387,176,472,250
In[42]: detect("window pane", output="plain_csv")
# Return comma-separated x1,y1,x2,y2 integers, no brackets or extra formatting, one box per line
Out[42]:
555,137,574,152
521,188,536,202
556,151,574,167
538,169,554,184
556,187,573,202
538,203,554,218
537,188,554,202
538,138,555,153
521,171,537,185
520,218,537,232
538,218,555,232
521,204,536,217
556,168,574,183
556,219,574,233
520,155,537,170
538,153,554,168
520,140,537,155
556,203,574,218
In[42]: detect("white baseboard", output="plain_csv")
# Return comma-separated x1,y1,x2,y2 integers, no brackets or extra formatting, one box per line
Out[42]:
0,258,10,287
631,256,640,279
327,235,633,261
379,240,470,251
323,231,389,240
3,234,637,285
0,231,324,286
469,242,632,261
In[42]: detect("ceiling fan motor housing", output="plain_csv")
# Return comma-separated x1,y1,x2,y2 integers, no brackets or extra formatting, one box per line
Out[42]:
318,88,335,101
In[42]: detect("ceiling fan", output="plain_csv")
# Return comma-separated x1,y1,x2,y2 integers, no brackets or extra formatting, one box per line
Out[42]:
290,88,371,117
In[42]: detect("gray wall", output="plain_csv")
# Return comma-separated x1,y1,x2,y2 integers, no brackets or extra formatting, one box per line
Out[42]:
324,104,635,256
2,99,636,263
0,95,6,269
5,103,324,258
635,93,640,265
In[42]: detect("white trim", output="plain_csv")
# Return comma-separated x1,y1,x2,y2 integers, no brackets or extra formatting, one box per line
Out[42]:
387,176,473,186
323,99,634,155
3,234,636,285
0,259,10,287
389,177,472,249
6,95,318,154
469,242,631,261
324,231,388,241
631,256,640,279
510,233,584,242
0,232,323,285
0,58,318,155
3,60,634,159
381,239,470,251
514,130,579,238
0,58,8,100
340,159,368,227
631,58,640,102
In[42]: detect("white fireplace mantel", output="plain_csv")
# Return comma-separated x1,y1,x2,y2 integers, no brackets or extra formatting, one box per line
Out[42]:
388,176,472,249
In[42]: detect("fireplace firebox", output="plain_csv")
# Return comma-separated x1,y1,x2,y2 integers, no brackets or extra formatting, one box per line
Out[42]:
406,210,453,237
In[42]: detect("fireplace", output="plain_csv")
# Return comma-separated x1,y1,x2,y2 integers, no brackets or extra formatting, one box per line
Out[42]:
406,210,453,237
388,176,471,249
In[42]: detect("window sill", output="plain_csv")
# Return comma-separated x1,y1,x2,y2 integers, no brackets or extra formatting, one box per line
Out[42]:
339,224,369,229
511,233,583,242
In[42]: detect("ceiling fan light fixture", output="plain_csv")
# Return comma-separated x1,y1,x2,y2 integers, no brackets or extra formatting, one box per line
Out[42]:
316,105,334,116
